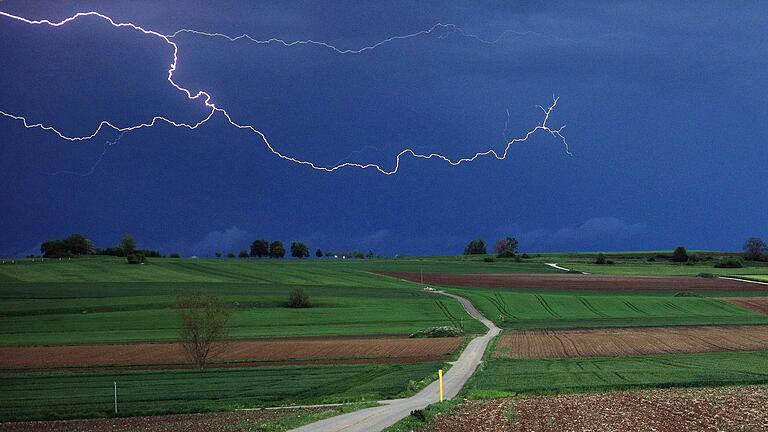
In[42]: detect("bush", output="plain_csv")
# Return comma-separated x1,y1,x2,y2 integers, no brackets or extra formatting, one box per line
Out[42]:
647,256,656,262
714,258,743,268
287,288,312,308
697,272,716,278
409,326,463,338
606,259,615,265
672,246,689,262
169,253,181,258
126,254,145,264
595,253,607,265
483,256,496,263
674,292,701,297
521,253,530,259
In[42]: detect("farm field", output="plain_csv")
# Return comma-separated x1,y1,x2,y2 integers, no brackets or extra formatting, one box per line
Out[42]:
0,336,462,370
380,271,763,291
720,296,768,314
465,351,768,396
405,385,768,432
494,325,768,359
0,362,442,421
449,287,768,330
0,405,366,432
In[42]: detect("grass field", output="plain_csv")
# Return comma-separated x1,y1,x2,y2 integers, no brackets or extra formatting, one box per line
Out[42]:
3,254,768,423
449,288,768,330
465,351,768,396
0,361,442,422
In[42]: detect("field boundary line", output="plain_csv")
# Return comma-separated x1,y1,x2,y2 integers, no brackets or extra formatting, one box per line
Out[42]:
545,263,590,274
719,276,768,287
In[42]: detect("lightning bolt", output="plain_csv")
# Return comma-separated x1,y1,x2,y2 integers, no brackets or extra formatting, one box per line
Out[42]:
0,10,571,175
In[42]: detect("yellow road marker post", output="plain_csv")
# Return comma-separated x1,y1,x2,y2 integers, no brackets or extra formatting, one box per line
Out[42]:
438,369,444,402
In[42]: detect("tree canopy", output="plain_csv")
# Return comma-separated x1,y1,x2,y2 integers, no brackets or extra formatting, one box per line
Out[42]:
269,241,286,258
464,239,487,255
291,242,310,258
250,239,269,258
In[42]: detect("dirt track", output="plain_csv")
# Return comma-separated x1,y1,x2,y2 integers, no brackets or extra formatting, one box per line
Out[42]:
494,325,768,359
721,297,768,314
379,272,761,291
0,337,461,371
415,386,768,432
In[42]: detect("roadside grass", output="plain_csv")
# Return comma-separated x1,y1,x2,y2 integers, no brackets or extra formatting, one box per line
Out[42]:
0,362,444,422
381,399,463,432
730,275,768,283
464,351,768,396
252,403,377,432
450,288,768,330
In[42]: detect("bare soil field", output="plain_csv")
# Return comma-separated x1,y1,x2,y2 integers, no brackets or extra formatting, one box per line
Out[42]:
0,337,461,371
0,407,324,432
379,272,760,291
494,325,768,359
416,386,768,432
721,297,768,314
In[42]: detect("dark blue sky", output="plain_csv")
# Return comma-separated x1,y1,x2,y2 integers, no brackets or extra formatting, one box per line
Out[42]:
1,1,766,257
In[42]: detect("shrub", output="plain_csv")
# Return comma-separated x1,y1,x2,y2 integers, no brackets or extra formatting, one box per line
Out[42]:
674,292,701,297
126,254,145,264
287,288,312,308
409,326,463,338
606,259,615,265
595,253,607,265
169,252,181,258
521,253,530,259
697,272,716,278
671,246,689,262
714,258,743,268
483,256,496,263
647,256,656,262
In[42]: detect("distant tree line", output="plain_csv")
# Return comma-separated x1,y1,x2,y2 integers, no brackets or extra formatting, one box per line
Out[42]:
221,239,378,260
39,233,161,263
464,237,519,258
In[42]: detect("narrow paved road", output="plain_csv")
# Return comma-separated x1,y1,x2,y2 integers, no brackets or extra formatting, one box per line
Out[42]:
290,291,500,432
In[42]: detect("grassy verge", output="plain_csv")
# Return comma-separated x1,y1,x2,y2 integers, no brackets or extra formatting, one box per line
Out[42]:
253,403,377,432
0,362,444,422
381,399,463,432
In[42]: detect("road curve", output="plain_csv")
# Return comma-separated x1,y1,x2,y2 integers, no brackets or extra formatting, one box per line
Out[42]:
289,291,500,432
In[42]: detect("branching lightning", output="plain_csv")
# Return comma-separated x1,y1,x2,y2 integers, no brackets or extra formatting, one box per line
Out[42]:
0,10,571,175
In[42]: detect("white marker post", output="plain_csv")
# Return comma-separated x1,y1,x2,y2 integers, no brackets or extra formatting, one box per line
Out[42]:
114,382,118,414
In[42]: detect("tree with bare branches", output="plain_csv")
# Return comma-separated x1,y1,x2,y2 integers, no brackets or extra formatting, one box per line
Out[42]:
176,294,232,370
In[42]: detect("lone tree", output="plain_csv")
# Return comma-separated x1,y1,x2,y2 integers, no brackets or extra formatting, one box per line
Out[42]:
269,241,286,258
671,246,689,262
315,248,323,258
176,294,232,370
494,237,519,258
287,287,312,308
595,253,607,265
238,250,249,258
744,237,767,261
250,240,269,258
464,239,487,255
121,235,137,256
291,242,310,258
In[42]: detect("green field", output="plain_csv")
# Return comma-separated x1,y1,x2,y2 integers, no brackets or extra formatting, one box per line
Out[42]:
0,362,441,422
2,254,768,423
451,287,768,330
466,351,768,396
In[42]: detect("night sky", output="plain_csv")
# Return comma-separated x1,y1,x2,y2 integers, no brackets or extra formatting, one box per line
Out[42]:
1,1,766,257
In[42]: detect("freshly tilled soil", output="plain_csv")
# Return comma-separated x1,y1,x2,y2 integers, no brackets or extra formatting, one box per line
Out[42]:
0,408,323,432
494,325,768,359
0,337,461,371
415,386,768,432
379,272,761,291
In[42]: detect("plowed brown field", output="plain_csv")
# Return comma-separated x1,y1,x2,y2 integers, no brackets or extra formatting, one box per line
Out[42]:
0,407,326,432
415,386,768,432
379,272,760,291
494,325,768,359
720,297,768,314
0,337,461,370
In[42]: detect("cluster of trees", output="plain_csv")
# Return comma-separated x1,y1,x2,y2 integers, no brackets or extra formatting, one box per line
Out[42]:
227,240,376,259
464,237,519,258
744,237,767,261
39,233,160,262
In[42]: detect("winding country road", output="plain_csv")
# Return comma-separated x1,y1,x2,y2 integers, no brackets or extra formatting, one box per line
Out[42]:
290,291,500,432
